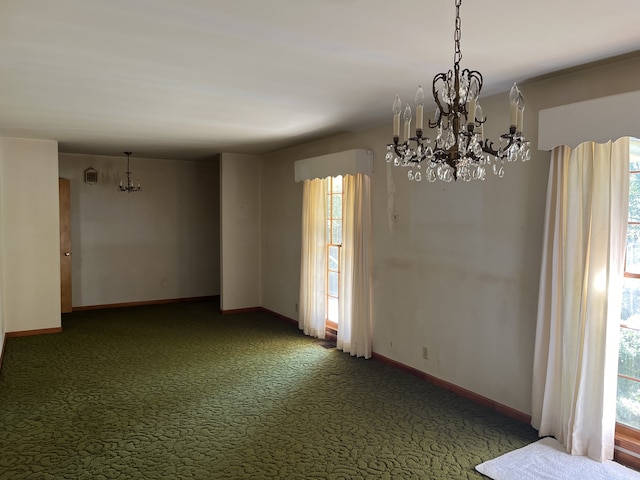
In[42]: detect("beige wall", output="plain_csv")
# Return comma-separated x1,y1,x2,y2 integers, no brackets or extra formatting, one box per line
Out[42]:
260,54,640,415
58,153,220,307
1,137,61,333
220,153,262,311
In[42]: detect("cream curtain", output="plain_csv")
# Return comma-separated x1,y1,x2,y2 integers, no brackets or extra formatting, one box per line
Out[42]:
532,139,629,462
338,173,373,358
299,178,327,338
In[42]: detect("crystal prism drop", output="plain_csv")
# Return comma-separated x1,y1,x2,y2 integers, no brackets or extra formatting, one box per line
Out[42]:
446,130,456,149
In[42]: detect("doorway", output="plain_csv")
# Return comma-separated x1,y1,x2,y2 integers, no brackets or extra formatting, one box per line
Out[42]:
59,178,72,313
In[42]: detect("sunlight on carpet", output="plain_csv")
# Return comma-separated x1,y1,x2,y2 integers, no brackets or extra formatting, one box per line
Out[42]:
476,437,640,480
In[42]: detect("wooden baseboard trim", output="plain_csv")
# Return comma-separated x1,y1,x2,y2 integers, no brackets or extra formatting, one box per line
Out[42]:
73,295,219,312
372,352,531,425
221,307,261,315
259,307,298,326
6,327,63,338
258,309,530,424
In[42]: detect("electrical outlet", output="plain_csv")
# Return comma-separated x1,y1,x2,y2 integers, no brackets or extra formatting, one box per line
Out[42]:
422,346,428,360
295,303,298,312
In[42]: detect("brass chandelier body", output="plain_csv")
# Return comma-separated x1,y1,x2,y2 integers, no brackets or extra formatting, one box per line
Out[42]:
386,0,530,182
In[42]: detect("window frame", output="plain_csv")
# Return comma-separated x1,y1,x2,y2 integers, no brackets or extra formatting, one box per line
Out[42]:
616,155,640,465
325,176,343,333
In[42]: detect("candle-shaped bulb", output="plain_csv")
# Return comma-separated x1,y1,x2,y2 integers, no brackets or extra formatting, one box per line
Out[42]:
415,85,425,131
509,83,519,104
403,104,412,141
415,85,425,106
517,90,526,134
467,78,479,126
393,95,402,115
392,95,402,138
469,78,480,101
517,90,525,110
403,104,412,123
509,82,519,128
476,103,484,140
475,103,484,122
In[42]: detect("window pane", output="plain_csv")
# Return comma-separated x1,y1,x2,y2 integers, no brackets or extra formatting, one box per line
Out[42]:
326,220,331,244
328,271,339,297
626,224,640,274
629,173,640,222
617,376,640,429
332,175,343,194
630,139,640,171
326,194,331,219
619,326,640,378
327,297,339,323
328,246,339,271
332,194,342,220
621,277,640,324
332,220,342,245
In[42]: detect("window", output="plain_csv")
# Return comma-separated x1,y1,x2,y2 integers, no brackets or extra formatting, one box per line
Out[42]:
325,176,342,331
618,138,640,432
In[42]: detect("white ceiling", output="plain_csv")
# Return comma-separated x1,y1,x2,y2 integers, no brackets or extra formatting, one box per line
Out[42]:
1,0,640,161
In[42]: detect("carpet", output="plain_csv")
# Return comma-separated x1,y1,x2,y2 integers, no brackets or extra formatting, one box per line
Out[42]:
0,301,539,479
476,437,640,480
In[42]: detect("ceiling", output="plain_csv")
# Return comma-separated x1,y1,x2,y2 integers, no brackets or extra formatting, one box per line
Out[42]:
2,0,640,161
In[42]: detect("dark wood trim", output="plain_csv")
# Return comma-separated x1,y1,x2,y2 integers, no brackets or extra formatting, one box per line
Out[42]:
325,325,337,344
221,307,261,315
6,327,63,338
616,424,640,471
259,308,298,326
372,352,531,425
260,309,531,424
72,295,218,312
617,424,640,446
228,307,640,472
614,450,640,472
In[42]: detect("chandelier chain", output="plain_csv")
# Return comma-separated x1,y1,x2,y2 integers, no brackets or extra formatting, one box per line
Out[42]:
454,0,462,66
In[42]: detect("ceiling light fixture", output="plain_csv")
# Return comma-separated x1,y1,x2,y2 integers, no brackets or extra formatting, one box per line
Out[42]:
119,151,141,192
386,0,530,182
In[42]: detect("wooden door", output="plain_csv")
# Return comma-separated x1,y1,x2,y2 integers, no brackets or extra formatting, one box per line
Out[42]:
59,178,72,313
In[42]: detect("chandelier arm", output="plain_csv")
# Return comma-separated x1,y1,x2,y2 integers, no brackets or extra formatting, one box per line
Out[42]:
429,72,448,127
481,141,500,158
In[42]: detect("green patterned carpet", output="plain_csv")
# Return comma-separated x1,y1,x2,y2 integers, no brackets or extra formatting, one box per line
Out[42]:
0,301,537,479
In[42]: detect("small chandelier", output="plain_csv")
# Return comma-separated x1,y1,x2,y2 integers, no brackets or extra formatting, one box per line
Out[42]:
386,0,530,183
118,151,141,192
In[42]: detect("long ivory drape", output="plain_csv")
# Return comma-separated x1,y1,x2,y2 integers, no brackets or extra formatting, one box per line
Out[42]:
532,139,629,462
299,174,373,358
338,173,373,358
299,178,327,338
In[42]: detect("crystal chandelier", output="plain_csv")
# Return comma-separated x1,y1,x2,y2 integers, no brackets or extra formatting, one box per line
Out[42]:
386,0,531,182
119,151,141,192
